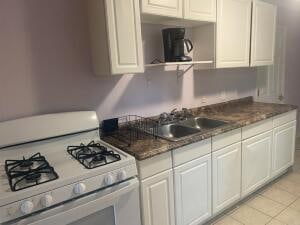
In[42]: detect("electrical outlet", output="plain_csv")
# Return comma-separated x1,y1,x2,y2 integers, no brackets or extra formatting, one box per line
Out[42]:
201,97,207,103
220,92,226,101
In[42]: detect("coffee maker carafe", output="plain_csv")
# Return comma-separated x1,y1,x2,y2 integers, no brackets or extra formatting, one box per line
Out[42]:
162,28,193,62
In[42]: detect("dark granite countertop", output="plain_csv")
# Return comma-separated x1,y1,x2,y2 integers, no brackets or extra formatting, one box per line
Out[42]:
103,97,297,161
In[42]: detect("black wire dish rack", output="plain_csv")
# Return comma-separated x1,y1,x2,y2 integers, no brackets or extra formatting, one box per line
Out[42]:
100,115,159,147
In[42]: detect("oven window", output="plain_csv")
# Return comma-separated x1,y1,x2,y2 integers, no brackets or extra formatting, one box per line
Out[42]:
68,206,115,225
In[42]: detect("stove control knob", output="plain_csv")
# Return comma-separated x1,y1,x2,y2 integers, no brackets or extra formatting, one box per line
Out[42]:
74,183,86,195
41,194,53,207
118,170,127,181
20,200,34,215
104,174,114,186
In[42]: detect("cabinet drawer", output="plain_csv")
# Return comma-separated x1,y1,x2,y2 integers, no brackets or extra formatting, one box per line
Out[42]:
242,119,272,140
172,138,211,167
273,110,297,128
212,129,241,151
138,152,172,179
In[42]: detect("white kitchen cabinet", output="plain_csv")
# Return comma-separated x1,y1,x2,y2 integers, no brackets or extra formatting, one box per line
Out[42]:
174,154,212,225
88,0,144,75
140,169,175,225
250,0,277,66
272,121,296,177
184,0,216,22
140,0,183,18
216,0,252,68
242,131,272,197
212,143,241,214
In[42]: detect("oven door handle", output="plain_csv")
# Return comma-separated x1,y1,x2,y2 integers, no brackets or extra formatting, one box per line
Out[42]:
27,178,139,225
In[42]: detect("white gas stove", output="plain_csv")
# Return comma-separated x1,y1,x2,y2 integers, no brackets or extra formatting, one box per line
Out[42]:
0,112,140,225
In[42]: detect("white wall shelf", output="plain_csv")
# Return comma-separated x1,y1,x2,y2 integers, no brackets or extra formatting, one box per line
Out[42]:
144,60,213,68
144,60,214,78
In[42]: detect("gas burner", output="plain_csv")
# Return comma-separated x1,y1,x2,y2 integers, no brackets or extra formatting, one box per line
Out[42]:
67,141,121,169
25,173,42,183
19,160,34,168
5,153,59,192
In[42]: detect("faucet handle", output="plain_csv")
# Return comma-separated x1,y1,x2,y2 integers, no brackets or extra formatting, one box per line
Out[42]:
159,112,169,119
170,108,177,114
159,112,170,124
182,108,193,117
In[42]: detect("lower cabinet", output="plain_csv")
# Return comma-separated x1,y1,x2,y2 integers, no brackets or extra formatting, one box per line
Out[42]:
242,131,272,197
174,154,212,225
138,111,297,225
212,143,241,214
140,169,175,225
272,121,297,177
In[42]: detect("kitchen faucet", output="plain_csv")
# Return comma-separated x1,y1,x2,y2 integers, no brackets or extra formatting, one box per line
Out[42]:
159,108,193,125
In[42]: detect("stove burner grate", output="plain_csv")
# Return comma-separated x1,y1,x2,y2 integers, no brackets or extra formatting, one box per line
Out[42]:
67,141,121,169
19,160,34,168
5,153,59,192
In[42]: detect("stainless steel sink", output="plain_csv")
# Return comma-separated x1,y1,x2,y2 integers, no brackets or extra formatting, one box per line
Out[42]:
179,117,229,130
156,124,201,141
153,117,229,142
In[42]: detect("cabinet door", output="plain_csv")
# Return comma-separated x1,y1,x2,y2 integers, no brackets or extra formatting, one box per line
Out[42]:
250,0,277,67
174,154,212,225
212,143,241,214
141,169,175,225
141,0,183,18
105,0,144,74
272,121,296,177
184,0,216,22
242,131,272,197
216,0,252,68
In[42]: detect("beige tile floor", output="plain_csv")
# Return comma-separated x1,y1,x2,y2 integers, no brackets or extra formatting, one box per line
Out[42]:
206,149,300,225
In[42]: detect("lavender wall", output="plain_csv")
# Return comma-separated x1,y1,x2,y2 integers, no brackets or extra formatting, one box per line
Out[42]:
283,6,300,113
0,0,256,123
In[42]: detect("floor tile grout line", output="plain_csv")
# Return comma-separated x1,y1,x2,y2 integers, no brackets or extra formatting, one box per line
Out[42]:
272,182,300,197
211,214,245,225
257,187,298,207
244,199,287,219
272,196,300,224
228,204,273,225
225,214,245,225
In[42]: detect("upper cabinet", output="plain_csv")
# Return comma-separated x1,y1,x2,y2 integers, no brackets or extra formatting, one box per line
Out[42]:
141,0,183,18
216,0,277,68
88,0,144,75
140,0,217,23
250,0,277,66
87,0,277,76
216,0,252,68
184,0,216,22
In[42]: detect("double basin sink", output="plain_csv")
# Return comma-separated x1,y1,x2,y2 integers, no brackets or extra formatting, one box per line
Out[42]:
156,117,229,142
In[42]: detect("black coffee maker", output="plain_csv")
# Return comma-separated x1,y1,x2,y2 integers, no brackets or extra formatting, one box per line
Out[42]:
162,28,193,62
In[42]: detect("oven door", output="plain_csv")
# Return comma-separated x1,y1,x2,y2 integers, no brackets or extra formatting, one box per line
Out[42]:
11,178,140,225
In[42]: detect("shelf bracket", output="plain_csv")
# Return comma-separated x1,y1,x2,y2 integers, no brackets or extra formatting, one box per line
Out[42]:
176,64,194,80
